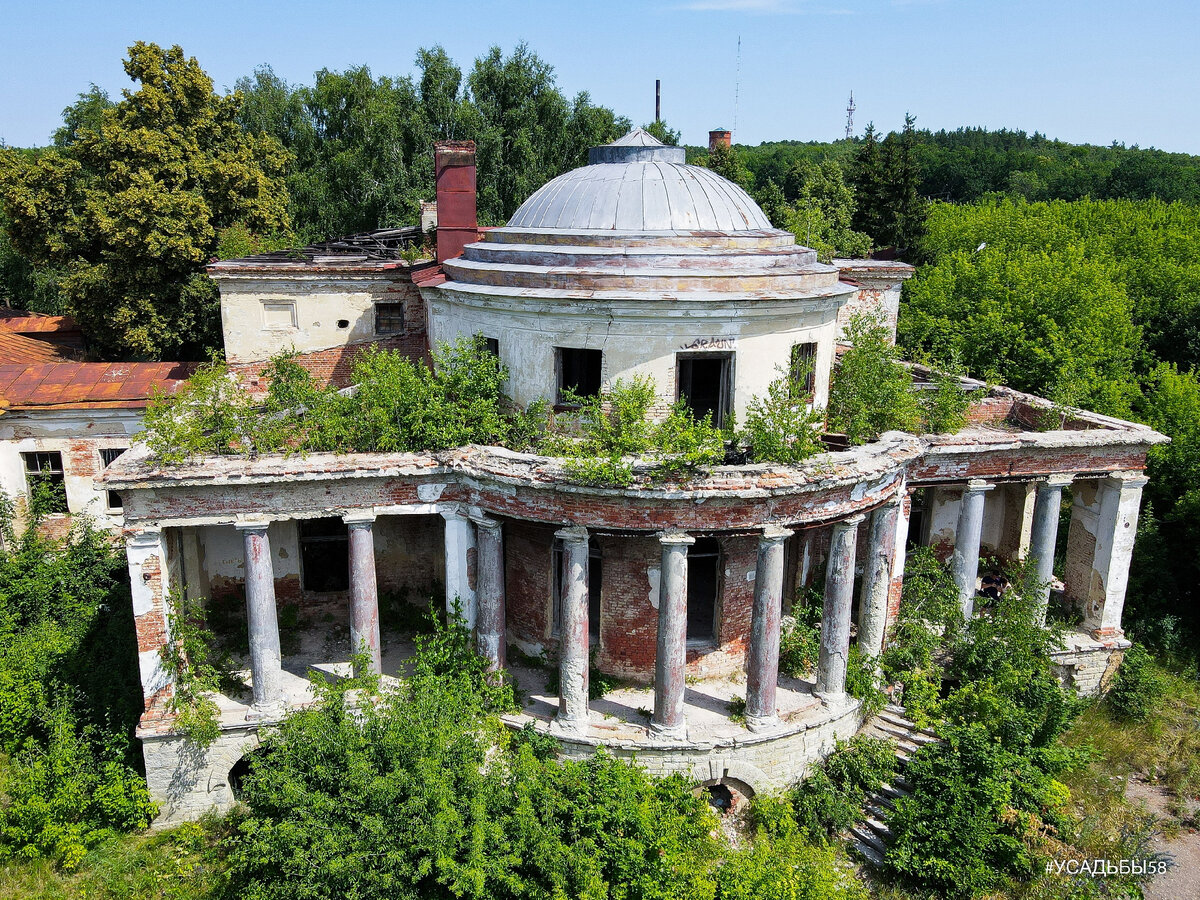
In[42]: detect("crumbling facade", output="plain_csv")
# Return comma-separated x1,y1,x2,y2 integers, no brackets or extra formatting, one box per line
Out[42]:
100,132,1167,824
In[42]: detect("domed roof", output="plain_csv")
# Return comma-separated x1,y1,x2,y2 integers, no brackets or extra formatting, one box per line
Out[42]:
506,130,774,233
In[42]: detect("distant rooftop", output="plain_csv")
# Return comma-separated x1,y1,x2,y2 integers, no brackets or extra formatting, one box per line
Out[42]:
0,361,192,412
209,226,431,274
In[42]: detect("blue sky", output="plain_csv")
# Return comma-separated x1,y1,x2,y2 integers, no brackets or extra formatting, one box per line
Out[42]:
2,0,1196,152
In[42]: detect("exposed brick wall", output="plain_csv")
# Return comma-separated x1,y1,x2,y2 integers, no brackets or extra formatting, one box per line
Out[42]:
504,519,555,651
595,534,659,681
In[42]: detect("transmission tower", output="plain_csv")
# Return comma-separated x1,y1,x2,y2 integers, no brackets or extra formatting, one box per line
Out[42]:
844,91,856,140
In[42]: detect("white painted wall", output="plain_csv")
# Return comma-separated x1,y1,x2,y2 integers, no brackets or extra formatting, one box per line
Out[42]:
425,289,845,422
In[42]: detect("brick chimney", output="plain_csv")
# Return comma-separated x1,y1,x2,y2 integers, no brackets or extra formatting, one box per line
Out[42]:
708,129,732,152
434,140,477,264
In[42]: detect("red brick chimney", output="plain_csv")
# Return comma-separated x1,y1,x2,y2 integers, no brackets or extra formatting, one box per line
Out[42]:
708,129,732,152
434,140,477,264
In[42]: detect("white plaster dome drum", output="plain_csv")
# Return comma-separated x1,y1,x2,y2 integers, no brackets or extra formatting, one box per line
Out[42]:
426,129,857,420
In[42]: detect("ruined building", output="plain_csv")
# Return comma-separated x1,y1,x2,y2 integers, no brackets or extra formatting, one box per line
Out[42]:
97,132,1166,823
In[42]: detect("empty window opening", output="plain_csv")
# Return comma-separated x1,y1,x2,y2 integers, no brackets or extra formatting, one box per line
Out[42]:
22,451,67,514
906,488,931,550
375,302,405,335
299,518,349,593
484,337,500,357
100,447,127,510
687,537,720,643
556,347,602,405
677,354,732,428
552,538,602,641
706,783,735,813
789,342,818,397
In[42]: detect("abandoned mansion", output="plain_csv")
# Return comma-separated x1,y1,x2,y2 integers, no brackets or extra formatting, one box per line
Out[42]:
1,131,1166,823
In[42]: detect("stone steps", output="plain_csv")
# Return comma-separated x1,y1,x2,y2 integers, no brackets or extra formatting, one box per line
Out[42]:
846,705,941,868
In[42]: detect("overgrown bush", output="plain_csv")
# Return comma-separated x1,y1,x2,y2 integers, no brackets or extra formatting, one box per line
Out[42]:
827,314,923,444
783,736,897,844
845,646,887,717
740,368,825,465
1104,643,1165,722
778,612,820,678
0,501,154,868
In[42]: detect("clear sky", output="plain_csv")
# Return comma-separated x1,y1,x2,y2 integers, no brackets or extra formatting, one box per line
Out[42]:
2,0,1196,152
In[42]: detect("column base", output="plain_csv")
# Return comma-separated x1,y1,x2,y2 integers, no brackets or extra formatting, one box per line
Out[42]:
1089,626,1125,641
813,690,848,709
549,715,589,739
649,719,688,741
745,713,781,733
245,700,287,722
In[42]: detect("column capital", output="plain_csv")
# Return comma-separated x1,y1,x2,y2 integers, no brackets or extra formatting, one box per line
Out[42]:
1039,473,1075,489
760,524,793,543
470,513,503,533
1105,470,1150,489
555,525,589,544
656,530,696,546
234,518,273,533
124,527,164,549
833,513,866,531
964,478,995,493
439,503,470,522
342,510,377,526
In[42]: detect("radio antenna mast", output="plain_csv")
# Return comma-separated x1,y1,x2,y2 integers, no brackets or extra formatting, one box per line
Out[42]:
845,90,856,140
732,35,742,139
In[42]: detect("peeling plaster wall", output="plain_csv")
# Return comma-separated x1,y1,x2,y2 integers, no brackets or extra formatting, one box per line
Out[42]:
426,290,841,421
0,408,144,532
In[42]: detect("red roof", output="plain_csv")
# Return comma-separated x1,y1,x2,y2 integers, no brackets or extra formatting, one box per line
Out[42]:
0,361,193,411
0,310,79,334
0,331,77,363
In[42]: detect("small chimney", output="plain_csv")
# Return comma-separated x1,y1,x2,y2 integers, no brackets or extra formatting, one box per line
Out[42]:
434,140,477,264
708,129,732,152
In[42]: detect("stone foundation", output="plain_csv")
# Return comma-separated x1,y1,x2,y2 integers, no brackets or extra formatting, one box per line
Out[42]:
141,723,263,826
1050,629,1131,697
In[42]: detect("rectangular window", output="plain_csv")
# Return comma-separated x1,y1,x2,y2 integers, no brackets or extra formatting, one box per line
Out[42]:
262,301,297,330
484,337,499,358
374,301,405,335
100,447,127,511
22,451,67,514
790,342,818,396
687,537,720,644
552,539,603,642
676,353,733,428
555,347,602,405
299,518,349,592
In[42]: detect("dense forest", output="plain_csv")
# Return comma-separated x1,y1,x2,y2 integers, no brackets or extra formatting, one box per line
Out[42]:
2,40,1200,900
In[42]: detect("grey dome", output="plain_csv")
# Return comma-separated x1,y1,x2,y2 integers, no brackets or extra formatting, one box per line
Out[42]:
507,131,774,233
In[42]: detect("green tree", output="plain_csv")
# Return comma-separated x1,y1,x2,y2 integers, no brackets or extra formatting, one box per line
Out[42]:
827,314,923,443
703,140,755,192
51,85,114,147
643,119,681,146
780,160,872,261
0,42,290,359
850,123,888,240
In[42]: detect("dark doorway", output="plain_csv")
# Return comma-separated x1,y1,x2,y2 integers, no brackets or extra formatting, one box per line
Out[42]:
299,518,349,592
677,354,732,427
687,537,720,643
552,538,603,642
556,347,603,404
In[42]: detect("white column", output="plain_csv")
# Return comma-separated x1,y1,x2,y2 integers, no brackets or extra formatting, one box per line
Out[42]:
652,531,694,739
746,526,792,732
551,526,590,736
236,521,284,719
344,511,381,676
858,497,902,659
815,514,864,705
473,515,505,671
951,480,994,618
1029,475,1072,624
1084,472,1148,637
126,528,173,710
441,506,477,630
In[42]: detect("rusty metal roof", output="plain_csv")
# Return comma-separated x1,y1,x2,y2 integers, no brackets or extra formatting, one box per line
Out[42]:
509,131,772,232
0,331,78,363
0,361,192,411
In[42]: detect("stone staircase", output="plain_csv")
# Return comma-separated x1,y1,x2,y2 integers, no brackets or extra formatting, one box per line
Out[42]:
848,704,939,867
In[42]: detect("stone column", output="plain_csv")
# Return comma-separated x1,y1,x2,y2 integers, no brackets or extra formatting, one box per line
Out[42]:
441,506,477,630
951,480,994,618
815,514,864,705
858,498,902,659
236,521,284,719
551,526,590,736
746,526,792,732
473,515,506,671
653,531,694,739
1084,472,1149,637
126,528,173,712
344,511,381,676
1029,475,1072,624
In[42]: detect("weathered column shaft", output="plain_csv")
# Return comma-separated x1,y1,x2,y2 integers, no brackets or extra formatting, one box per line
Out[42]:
552,527,590,735
815,514,865,704
238,523,284,717
441,507,477,630
126,528,173,711
951,480,994,617
1084,472,1149,636
859,498,902,658
746,526,792,731
653,532,694,738
1029,477,1070,624
346,515,381,675
474,518,506,671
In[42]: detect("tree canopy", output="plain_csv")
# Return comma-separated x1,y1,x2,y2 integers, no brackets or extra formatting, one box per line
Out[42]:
0,42,290,359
